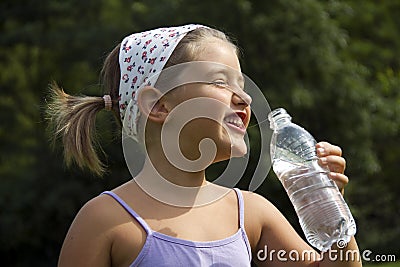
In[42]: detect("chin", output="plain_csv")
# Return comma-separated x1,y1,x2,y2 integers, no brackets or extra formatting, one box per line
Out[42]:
213,141,247,163
230,141,248,158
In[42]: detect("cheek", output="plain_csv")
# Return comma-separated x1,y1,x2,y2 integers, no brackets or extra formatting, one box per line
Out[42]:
167,86,233,128
189,118,226,133
173,84,232,104
212,90,232,104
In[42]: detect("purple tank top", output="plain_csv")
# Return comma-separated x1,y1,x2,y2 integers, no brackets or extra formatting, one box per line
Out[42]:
102,188,252,266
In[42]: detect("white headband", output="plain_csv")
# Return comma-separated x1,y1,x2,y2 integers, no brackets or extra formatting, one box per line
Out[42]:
118,24,206,141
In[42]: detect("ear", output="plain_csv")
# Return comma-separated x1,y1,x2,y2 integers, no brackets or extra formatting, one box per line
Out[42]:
137,86,169,123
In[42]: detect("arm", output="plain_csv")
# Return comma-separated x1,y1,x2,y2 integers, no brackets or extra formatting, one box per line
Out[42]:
58,196,114,267
248,192,319,267
249,142,361,267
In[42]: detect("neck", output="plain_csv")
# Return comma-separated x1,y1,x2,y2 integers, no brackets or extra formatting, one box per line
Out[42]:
132,137,231,208
140,142,208,187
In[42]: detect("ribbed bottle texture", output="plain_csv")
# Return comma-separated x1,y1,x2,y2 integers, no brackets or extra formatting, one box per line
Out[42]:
269,108,356,252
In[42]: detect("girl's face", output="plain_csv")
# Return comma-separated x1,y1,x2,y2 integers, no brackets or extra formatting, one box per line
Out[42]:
164,40,251,163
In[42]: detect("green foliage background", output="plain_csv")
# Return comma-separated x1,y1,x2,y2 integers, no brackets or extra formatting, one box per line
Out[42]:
0,0,398,265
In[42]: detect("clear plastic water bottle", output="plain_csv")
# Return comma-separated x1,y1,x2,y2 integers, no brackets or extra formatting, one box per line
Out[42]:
268,108,356,252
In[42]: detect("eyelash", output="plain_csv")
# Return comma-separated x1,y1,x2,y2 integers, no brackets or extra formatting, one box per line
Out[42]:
211,81,246,92
211,81,228,87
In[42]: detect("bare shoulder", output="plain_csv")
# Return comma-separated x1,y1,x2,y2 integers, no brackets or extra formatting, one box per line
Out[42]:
62,194,116,241
71,192,147,242
58,193,134,266
239,189,317,266
240,190,279,220
238,190,280,250
240,189,293,231
76,193,120,225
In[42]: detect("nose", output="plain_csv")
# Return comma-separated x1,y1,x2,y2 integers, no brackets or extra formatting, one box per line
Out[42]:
232,91,252,107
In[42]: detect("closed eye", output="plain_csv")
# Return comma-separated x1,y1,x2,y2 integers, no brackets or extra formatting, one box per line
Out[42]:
210,81,246,92
211,81,229,88
206,81,251,104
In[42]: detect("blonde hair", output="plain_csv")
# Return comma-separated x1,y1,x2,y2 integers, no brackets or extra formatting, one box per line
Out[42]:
164,27,238,68
46,27,237,175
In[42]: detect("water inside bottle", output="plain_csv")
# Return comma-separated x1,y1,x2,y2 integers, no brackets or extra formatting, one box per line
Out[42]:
272,148,356,252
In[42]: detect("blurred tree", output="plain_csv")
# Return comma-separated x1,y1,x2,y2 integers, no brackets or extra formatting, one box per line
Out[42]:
0,0,132,265
332,0,400,254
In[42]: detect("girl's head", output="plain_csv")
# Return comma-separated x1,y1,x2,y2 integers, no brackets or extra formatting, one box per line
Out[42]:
47,24,251,175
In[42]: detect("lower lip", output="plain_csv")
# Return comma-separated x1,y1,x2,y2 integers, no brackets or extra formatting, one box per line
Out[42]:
225,121,246,134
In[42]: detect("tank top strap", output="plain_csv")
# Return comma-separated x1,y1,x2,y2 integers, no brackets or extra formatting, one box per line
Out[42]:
233,188,245,229
101,191,152,235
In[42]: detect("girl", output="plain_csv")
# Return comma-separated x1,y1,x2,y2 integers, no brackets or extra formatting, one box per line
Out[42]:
48,24,361,266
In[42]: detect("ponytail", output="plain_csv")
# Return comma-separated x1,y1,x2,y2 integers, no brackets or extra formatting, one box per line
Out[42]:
46,82,108,176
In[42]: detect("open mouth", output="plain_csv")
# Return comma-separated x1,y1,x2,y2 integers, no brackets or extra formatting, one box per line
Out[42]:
224,112,247,133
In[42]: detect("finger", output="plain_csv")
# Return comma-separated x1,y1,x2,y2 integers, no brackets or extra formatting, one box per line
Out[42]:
318,155,346,173
329,172,348,195
316,141,342,157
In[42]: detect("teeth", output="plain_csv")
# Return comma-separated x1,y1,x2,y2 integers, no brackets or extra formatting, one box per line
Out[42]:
225,116,244,128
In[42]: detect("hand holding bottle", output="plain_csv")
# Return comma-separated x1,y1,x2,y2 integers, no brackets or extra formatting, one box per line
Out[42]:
316,142,348,195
